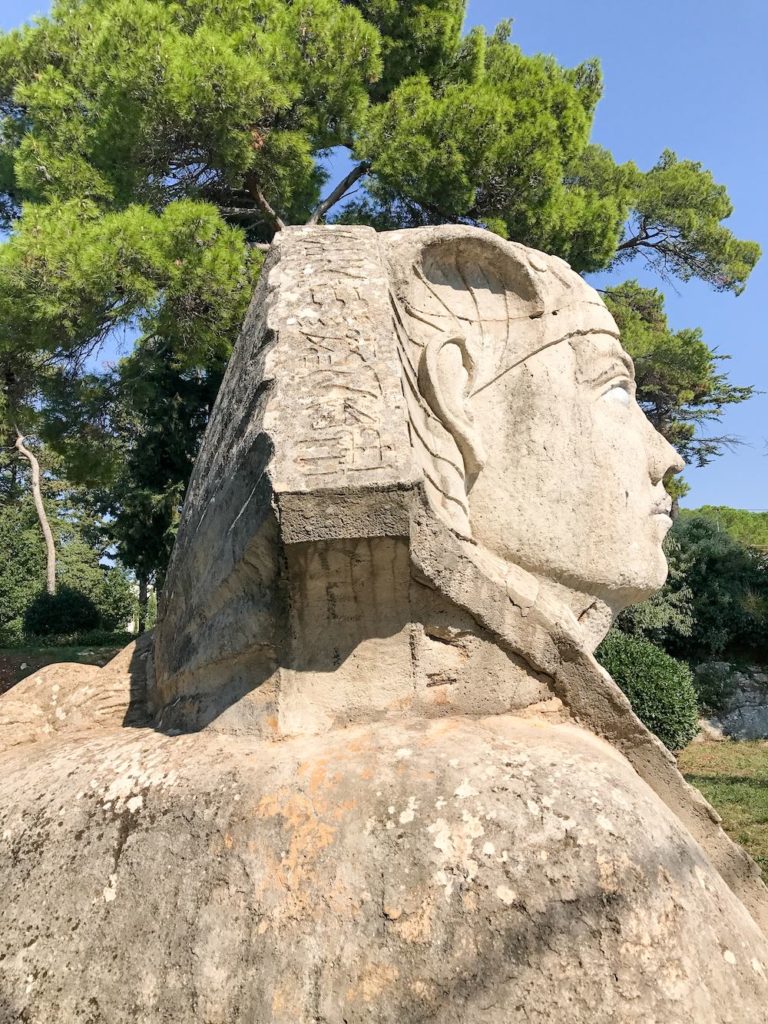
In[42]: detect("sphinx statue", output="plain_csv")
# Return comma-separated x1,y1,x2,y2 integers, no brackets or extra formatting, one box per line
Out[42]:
1,225,767,1023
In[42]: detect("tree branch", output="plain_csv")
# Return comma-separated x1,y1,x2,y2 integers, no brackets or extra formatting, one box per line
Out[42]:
219,206,260,217
15,432,57,595
243,175,286,231
308,161,371,224
617,216,654,252
253,187,286,231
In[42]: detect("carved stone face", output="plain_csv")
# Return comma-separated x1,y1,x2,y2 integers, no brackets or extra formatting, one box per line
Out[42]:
464,329,684,608
384,229,685,612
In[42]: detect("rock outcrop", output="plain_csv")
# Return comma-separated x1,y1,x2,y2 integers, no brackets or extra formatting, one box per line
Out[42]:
696,662,768,741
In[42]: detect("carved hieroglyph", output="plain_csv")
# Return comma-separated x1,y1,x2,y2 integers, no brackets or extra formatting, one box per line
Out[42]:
2,225,768,1024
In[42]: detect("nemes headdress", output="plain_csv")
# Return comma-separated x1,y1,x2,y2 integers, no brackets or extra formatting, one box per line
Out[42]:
380,227,620,533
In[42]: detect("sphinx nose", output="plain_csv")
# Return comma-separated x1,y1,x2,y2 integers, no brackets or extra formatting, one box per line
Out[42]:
645,418,684,485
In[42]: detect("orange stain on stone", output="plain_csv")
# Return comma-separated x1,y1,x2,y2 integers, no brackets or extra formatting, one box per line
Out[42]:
257,789,337,905
265,714,279,736
393,899,434,943
346,963,400,1004
332,798,357,822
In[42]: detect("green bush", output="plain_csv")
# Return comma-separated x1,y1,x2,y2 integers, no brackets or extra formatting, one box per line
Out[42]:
615,513,768,664
0,502,46,628
685,506,768,553
670,516,768,662
596,630,699,751
58,540,136,631
0,617,25,646
23,586,101,636
0,628,134,650
145,590,158,630
0,501,136,639
693,662,738,715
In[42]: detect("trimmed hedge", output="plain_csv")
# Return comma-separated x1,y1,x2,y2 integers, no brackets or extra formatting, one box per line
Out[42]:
596,630,699,751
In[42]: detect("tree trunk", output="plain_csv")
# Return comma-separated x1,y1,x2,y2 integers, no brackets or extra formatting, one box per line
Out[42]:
137,574,148,634
15,434,57,595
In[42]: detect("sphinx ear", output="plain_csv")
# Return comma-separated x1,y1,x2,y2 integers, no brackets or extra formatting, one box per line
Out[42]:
419,335,487,486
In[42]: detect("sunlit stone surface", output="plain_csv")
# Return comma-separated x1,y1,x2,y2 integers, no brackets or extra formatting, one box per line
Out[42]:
1,226,767,1023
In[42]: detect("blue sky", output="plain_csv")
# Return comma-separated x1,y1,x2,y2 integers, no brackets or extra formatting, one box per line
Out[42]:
1,0,766,510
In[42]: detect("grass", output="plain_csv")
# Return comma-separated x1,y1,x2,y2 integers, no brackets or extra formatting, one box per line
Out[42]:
679,741,768,881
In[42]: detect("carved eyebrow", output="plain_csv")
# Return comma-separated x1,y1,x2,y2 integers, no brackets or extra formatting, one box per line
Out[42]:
584,349,635,386
581,337,638,382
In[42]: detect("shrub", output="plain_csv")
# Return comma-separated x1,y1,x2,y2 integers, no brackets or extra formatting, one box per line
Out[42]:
145,590,158,630
23,586,101,636
693,662,738,715
596,629,699,751
685,506,768,553
58,541,136,631
0,501,46,628
0,628,134,650
0,501,136,639
0,617,25,646
667,515,768,662
615,514,768,664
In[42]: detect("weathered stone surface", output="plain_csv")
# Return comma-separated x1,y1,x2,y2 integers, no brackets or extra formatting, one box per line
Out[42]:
2,717,768,1024
0,635,150,750
2,225,768,1021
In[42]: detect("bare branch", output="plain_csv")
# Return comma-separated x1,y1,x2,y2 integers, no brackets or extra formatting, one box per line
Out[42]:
254,188,286,231
308,161,371,224
244,178,286,231
219,206,260,217
15,433,57,595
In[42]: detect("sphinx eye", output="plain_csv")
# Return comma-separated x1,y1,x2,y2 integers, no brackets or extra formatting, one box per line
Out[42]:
602,382,632,407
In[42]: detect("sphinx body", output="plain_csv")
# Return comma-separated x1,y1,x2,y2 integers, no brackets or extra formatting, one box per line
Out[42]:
1,226,767,1023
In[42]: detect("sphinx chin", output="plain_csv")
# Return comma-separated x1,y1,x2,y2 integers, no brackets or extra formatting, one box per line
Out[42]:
601,550,671,612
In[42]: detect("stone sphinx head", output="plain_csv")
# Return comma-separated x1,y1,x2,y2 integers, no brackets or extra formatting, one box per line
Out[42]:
152,224,683,728
383,227,683,615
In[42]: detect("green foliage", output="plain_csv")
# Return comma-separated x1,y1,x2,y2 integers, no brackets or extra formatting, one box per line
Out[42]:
596,629,699,751
615,535,694,647
0,628,134,650
0,199,256,369
353,35,618,268
0,496,135,637
0,618,26,647
145,590,158,631
667,515,768,661
24,585,101,636
693,663,738,716
58,539,136,631
614,151,760,294
0,0,381,220
346,0,465,98
686,506,768,553
0,2,755,279
0,499,46,629
604,281,754,467
617,513,768,664
93,338,227,587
